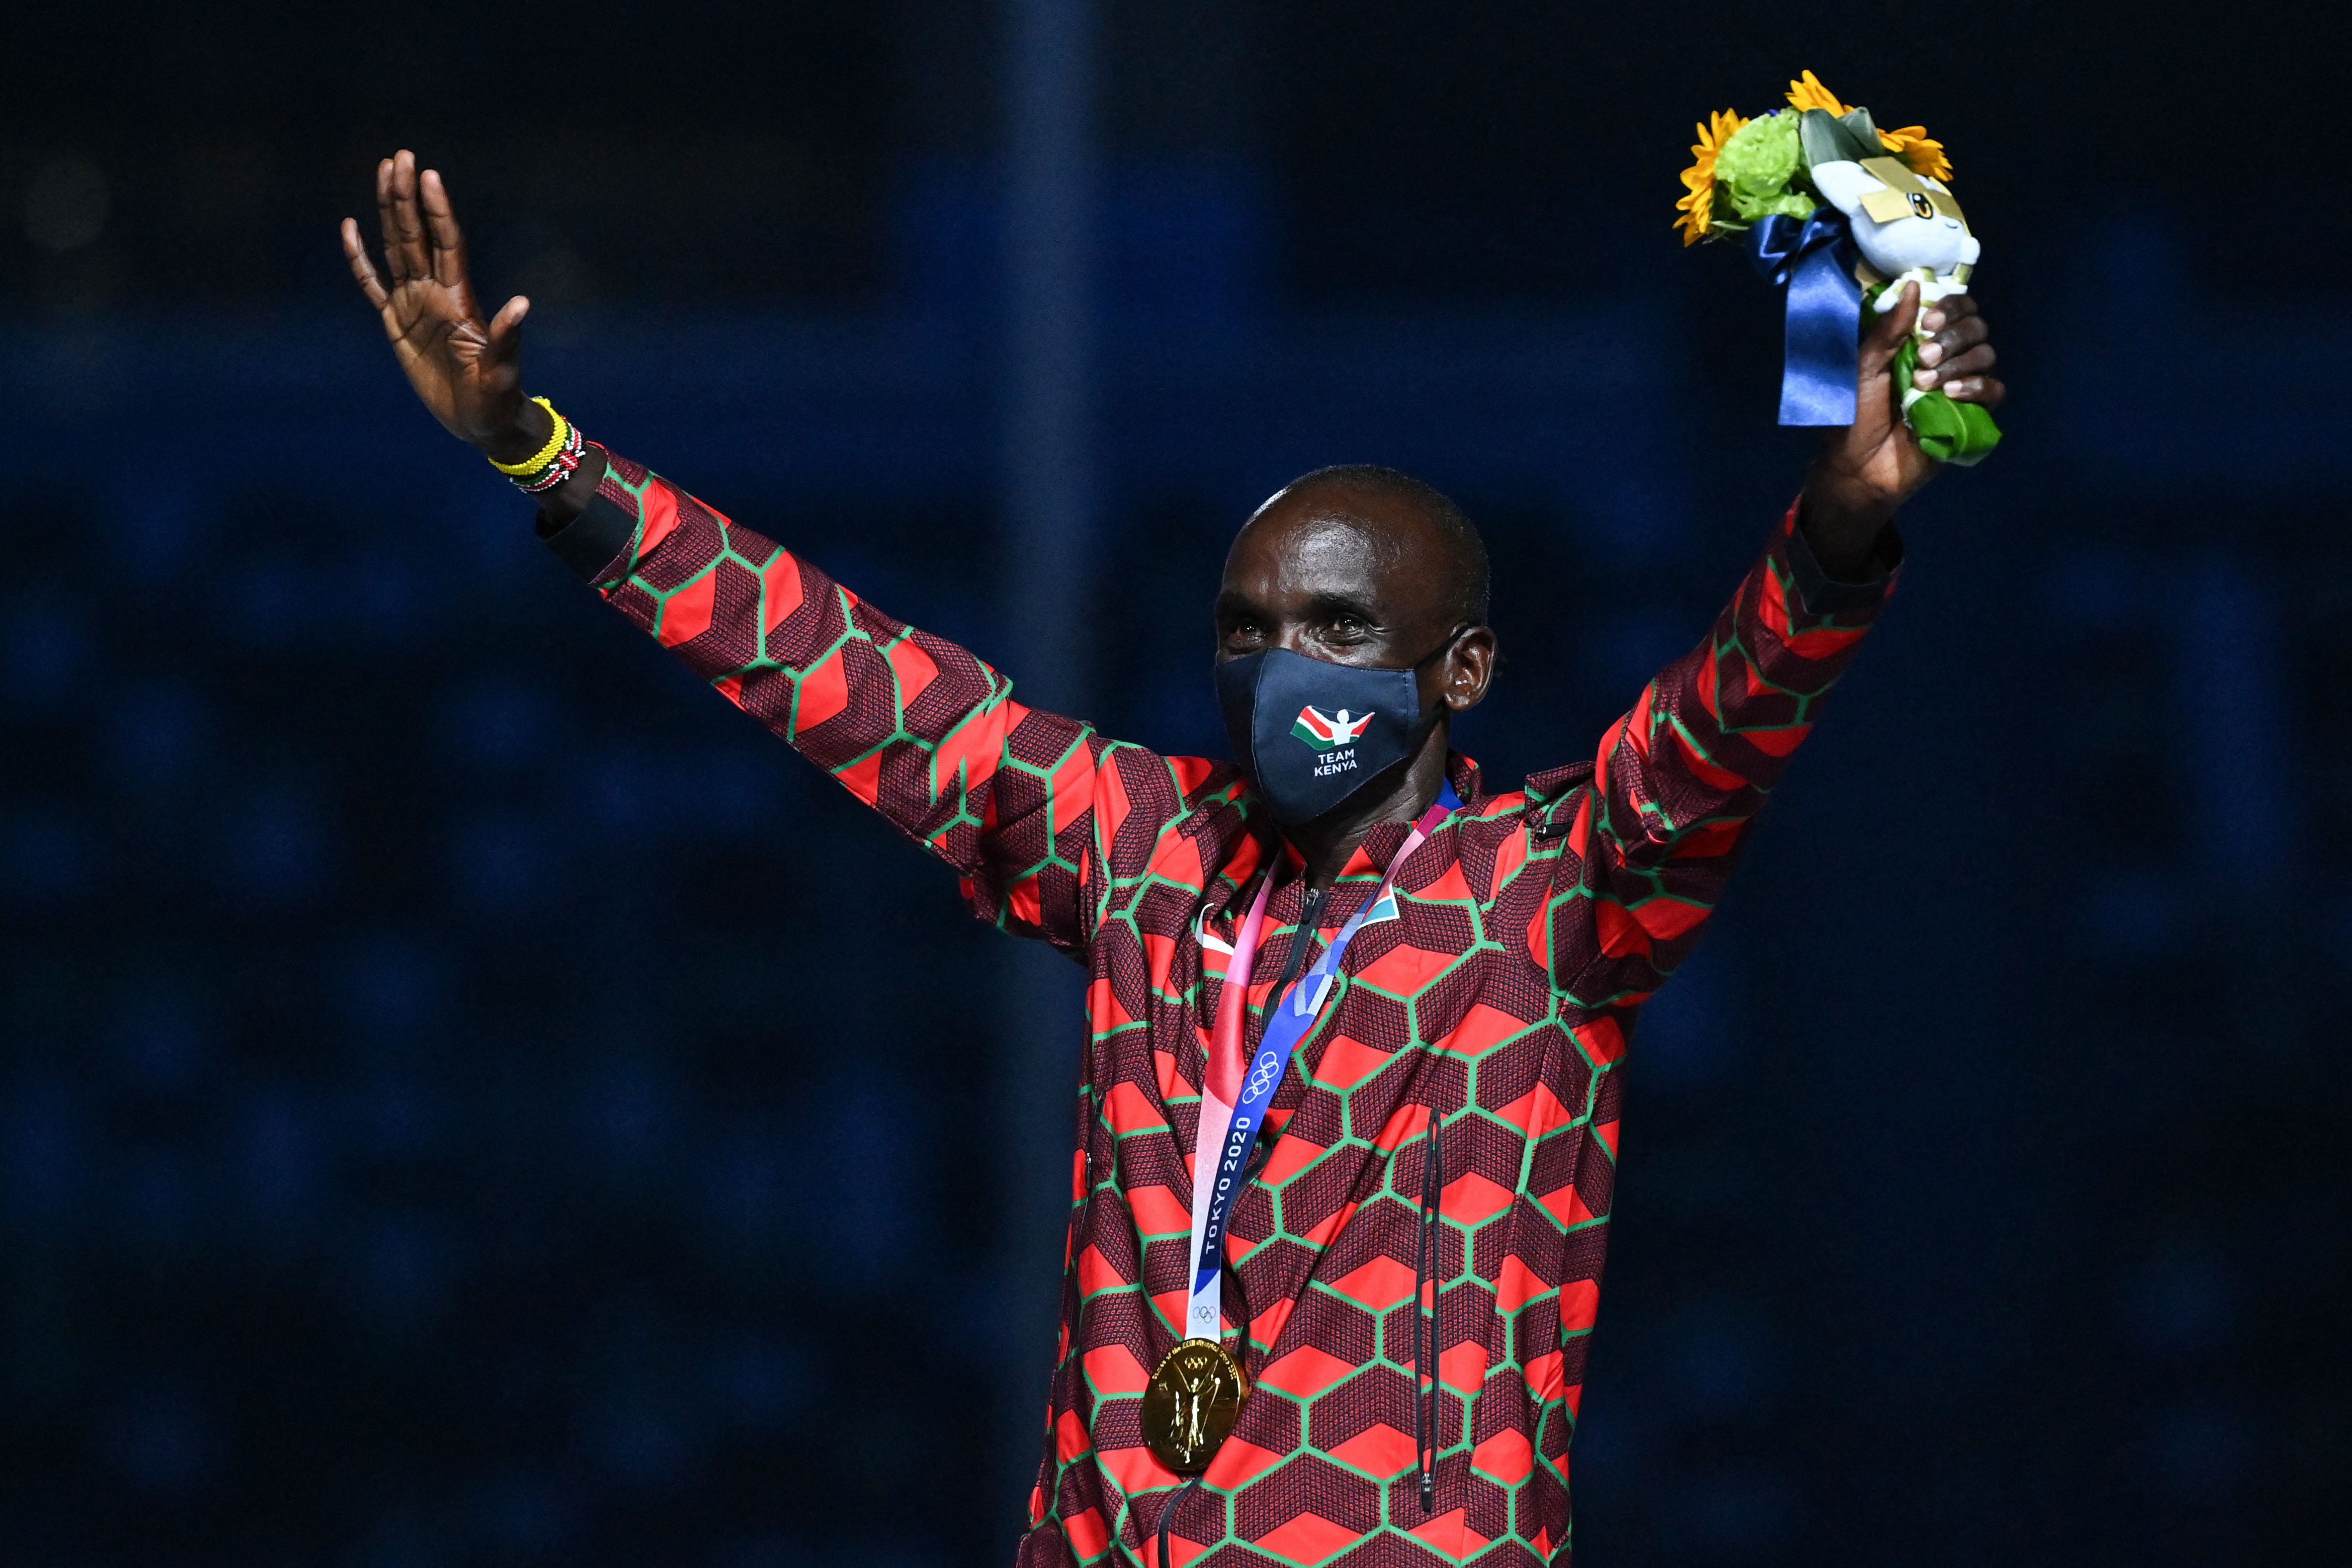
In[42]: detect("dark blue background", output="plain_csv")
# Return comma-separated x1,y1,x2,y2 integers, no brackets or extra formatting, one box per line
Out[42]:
4,4,2346,1563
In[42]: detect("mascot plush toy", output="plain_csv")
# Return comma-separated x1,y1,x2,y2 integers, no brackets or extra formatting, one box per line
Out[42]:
1678,70,1999,464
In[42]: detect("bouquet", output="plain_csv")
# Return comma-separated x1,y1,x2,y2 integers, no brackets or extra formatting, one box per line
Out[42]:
1677,70,1998,464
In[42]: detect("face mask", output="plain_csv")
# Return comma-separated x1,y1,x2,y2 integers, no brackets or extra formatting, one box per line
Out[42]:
1215,635,1459,826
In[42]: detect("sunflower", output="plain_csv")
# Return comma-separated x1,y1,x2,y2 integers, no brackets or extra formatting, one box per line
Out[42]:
1877,124,1953,183
1785,69,1852,118
1674,108,1747,245
1787,69,1953,182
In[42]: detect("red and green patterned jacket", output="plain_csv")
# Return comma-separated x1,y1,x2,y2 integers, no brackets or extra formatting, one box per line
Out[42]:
544,449,1896,1567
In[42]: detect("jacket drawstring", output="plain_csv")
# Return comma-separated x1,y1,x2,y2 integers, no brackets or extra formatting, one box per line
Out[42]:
1414,1108,1444,1512
1156,1477,1202,1568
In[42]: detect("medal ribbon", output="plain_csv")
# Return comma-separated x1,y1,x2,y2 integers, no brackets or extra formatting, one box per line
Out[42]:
1743,208,1864,427
1181,783,1461,1344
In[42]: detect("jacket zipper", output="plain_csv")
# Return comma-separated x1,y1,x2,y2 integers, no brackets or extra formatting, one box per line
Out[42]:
1416,1110,1443,1511
1273,885,1328,994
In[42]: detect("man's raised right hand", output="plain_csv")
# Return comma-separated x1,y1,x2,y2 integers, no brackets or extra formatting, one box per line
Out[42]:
341,150,551,466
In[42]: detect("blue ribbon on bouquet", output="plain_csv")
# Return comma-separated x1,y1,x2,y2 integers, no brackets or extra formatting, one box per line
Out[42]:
1745,210,1863,427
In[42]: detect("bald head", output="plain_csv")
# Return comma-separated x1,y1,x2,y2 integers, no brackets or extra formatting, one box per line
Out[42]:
1268,465,1490,627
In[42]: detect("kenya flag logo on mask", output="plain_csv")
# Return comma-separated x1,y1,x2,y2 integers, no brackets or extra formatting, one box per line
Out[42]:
1291,704,1375,748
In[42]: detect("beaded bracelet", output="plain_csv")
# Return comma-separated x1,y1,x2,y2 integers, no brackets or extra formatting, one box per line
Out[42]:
513,418,585,495
487,396,571,478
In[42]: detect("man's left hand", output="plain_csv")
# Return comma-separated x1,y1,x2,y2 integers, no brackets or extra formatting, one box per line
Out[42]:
1801,284,2004,576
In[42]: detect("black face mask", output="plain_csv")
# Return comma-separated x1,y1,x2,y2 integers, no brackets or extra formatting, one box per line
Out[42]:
1215,633,1461,826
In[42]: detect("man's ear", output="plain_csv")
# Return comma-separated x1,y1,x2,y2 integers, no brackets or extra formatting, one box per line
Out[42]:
1446,627,1498,711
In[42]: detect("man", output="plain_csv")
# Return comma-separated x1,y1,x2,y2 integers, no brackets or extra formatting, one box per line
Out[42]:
343,149,2001,1565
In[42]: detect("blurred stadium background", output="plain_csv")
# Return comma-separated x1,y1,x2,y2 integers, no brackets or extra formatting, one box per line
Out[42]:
3,3,2345,1563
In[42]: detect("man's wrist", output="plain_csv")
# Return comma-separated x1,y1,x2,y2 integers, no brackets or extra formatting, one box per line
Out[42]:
1796,478,1897,581
475,398,553,468
533,442,608,534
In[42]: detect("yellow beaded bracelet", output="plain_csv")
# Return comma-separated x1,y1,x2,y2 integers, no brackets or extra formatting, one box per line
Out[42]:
488,397,571,475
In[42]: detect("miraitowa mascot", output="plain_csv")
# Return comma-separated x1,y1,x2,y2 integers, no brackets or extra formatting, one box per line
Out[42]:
1678,70,1999,463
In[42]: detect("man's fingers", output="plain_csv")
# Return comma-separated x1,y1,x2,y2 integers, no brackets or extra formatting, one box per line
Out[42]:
1917,312,1989,369
419,168,469,289
374,157,409,285
1862,282,1919,368
1918,291,1978,334
1914,342,1996,390
341,217,390,310
1941,374,2005,409
386,150,432,286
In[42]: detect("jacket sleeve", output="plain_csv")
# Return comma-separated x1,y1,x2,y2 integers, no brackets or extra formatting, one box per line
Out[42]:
543,448,1109,957
1556,500,1900,1006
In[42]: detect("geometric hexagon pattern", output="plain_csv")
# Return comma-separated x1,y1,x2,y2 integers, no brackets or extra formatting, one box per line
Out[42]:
561,450,1892,1566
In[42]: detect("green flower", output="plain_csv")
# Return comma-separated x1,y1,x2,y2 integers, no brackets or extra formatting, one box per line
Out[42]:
1714,111,1817,223
1731,188,1817,221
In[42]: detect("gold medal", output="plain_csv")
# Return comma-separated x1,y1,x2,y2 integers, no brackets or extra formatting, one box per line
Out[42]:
1141,1338,1251,1473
